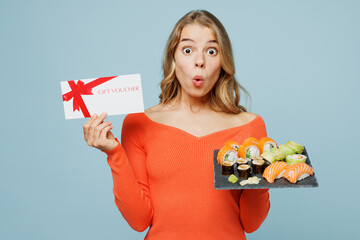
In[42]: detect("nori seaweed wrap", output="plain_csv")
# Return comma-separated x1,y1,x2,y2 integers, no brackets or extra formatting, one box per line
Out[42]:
222,161,234,175
236,158,248,168
252,159,265,175
237,164,251,179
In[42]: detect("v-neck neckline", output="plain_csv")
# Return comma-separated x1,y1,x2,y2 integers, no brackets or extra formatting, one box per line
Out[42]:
141,112,260,140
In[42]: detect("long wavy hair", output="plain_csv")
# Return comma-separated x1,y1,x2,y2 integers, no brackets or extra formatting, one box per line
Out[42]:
159,10,249,113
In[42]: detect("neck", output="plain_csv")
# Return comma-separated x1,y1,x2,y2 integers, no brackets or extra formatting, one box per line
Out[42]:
171,91,213,113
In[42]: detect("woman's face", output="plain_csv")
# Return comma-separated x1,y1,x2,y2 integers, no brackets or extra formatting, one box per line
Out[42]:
174,24,221,100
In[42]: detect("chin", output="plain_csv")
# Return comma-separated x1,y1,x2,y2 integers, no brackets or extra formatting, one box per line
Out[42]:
187,90,212,99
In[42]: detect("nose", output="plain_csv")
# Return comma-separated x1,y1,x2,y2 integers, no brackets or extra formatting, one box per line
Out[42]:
195,53,205,69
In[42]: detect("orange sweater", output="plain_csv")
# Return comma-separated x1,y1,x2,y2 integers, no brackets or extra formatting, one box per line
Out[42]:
104,113,270,239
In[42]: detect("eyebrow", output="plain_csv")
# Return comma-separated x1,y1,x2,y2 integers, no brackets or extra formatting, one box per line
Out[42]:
180,38,217,43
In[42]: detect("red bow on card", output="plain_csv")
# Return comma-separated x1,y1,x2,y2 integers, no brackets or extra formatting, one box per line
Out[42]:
62,76,117,117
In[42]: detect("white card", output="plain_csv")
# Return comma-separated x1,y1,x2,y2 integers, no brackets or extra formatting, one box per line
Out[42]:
61,74,144,119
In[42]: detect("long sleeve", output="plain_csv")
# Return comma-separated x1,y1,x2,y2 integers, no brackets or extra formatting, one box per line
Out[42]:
102,113,271,239
239,115,270,233
239,189,270,233
103,115,153,232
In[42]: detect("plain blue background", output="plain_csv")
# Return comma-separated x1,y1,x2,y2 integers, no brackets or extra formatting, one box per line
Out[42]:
1,0,359,239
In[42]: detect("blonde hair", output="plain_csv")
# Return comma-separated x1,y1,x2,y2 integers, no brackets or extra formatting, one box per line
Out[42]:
159,10,249,113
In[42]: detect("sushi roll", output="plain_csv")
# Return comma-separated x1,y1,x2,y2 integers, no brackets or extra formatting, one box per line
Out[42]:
286,154,307,165
252,159,266,175
239,141,260,160
283,163,314,184
285,141,304,154
258,137,277,153
237,164,251,179
269,148,286,161
217,145,238,165
222,161,235,175
261,151,277,164
263,159,271,168
251,155,271,168
279,144,297,156
242,137,259,145
236,158,248,168
224,140,241,151
263,161,289,183
251,155,263,161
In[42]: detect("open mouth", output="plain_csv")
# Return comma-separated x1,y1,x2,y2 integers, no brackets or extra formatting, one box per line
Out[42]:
193,75,203,81
192,76,203,87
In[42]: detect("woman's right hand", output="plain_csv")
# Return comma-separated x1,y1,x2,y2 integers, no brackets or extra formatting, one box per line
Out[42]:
83,112,119,151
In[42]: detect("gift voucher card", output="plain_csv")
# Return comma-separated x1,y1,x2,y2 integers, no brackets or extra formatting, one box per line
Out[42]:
61,74,144,119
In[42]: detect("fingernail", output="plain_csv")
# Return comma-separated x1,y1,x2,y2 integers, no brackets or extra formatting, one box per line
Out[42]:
93,114,97,118
101,112,107,117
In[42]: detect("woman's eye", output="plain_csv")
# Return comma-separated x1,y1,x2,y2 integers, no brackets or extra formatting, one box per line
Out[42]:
183,48,192,54
207,48,218,55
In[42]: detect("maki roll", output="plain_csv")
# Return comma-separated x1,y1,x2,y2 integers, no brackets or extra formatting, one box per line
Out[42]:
252,159,266,175
258,137,277,153
279,144,297,156
236,158,248,168
251,155,263,161
269,148,286,161
261,151,277,164
285,141,304,154
217,145,238,165
224,140,241,151
286,154,307,165
239,141,260,160
251,155,271,168
237,164,251,179
218,145,238,175
243,137,259,145
222,161,235,175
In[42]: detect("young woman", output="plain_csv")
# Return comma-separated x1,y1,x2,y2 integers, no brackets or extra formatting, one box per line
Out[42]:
83,10,270,239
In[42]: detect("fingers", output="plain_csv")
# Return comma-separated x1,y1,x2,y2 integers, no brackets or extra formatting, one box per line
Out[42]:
83,113,98,141
102,126,119,151
83,112,118,151
100,125,113,141
83,112,109,144
107,128,115,139
91,121,113,145
92,112,108,126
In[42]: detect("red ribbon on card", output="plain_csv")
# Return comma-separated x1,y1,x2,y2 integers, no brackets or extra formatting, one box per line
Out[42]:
62,76,117,117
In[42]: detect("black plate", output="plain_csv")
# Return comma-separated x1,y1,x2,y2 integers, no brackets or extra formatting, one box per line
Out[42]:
213,147,319,189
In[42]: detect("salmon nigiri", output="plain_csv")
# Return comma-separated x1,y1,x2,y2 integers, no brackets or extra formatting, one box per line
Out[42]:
283,163,314,184
263,161,288,183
